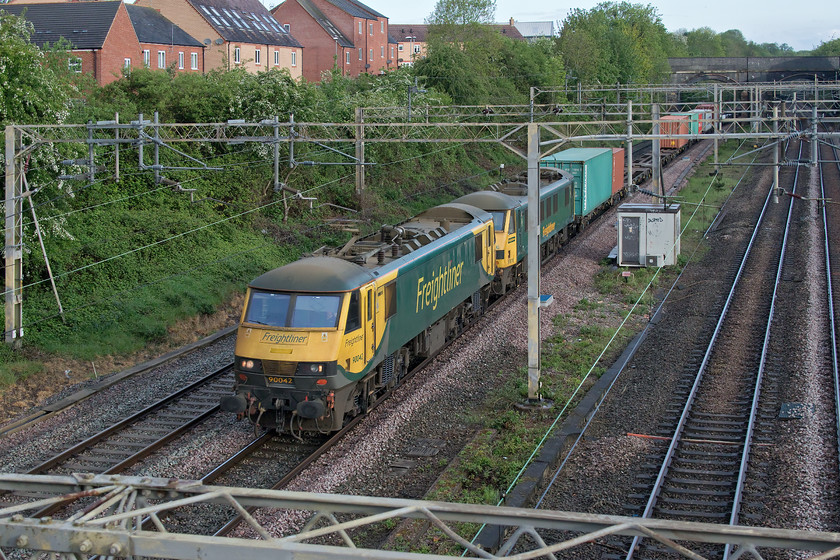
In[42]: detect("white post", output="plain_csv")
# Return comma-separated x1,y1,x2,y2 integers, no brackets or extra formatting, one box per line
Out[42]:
527,123,541,401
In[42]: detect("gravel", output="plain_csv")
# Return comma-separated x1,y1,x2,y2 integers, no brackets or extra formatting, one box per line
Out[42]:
3,139,836,555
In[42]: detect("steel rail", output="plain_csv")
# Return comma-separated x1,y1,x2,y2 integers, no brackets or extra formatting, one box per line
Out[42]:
26,364,232,474
624,144,786,560
207,135,712,542
819,136,840,484
722,141,804,560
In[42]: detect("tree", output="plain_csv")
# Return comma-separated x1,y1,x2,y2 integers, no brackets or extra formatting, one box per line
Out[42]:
0,11,74,126
683,27,725,57
813,38,840,56
426,0,496,26
558,2,672,86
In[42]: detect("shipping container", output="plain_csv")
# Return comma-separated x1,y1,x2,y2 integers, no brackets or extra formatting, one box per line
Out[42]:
660,115,690,149
611,147,625,197
691,108,714,133
670,112,700,135
540,147,613,218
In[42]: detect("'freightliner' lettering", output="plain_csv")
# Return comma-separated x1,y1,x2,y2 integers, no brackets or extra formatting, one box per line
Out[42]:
260,332,309,344
416,261,465,313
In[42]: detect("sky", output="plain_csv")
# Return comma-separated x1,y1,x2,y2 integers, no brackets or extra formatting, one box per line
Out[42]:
258,0,840,52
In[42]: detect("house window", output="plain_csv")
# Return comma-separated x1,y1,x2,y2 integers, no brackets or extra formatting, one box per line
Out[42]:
369,23,373,35
369,48,373,61
123,57,131,69
414,44,421,53
380,46,384,58
142,49,150,67
255,48,261,65
191,52,198,70
291,51,296,66
178,52,184,69
380,20,384,33
398,44,403,51
358,21,362,34
274,50,279,65
345,51,350,64
358,48,362,61
68,57,82,73
234,47,241,64
157,50,165,68
283,23,290,32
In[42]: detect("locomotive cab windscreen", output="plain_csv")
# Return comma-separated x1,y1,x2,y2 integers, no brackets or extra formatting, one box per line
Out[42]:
244,290,343,330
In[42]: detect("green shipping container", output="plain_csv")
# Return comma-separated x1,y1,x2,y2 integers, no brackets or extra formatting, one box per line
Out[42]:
670,112,700,135
540,148,613,218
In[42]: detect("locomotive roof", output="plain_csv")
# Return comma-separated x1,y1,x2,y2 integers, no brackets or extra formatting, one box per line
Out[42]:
250,256,375,293
453,191,521,211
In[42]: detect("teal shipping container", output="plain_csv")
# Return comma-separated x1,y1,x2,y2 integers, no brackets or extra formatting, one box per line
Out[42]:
670,112,700,135
540,148,613,218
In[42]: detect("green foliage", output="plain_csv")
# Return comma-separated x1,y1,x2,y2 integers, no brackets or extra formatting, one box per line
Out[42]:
558,2,672,86
416,26,564,104
670,27,796,58
0,345,44,388
426,0,496,25
813,38,840,56
0,11,76,126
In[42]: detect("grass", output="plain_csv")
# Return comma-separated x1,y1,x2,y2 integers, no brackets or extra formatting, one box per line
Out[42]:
395,141,751,555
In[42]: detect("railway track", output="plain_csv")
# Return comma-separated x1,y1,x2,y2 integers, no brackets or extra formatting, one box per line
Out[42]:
24,365,233,480
615,139,829,559
819,136,840,475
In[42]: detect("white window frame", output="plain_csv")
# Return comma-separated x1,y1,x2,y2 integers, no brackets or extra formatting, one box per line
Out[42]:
234,47,241,64
291,51,296,66
358,21,362,34
414,44,421,53
369,23,373,35
123,57,131,69
380,20,384,33
283,23,290,32
390,46,394,59
68,56,82,73
178,52,184,69
157,50,165,69
142,49,150,67
274,50,279,66
255,48,261,65
369,48,373,61
358,48,362,61
380,46,384,58
398,44,403,51
345,51,350,64
191,52,199,70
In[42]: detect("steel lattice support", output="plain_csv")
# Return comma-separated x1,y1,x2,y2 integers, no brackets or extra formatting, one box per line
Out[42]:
0,474,839,560
4,82,840,345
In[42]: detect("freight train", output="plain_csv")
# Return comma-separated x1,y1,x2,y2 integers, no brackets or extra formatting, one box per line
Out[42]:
221,126,703,436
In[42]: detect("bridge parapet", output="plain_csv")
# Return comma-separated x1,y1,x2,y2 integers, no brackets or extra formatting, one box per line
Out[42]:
669,56,840,84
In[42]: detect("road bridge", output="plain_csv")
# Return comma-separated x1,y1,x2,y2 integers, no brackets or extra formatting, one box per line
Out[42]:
669,56,840,84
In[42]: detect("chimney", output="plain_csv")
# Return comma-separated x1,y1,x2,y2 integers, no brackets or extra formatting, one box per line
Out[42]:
510,17,514,26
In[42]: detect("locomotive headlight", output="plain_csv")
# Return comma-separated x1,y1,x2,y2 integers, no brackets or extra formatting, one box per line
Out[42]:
308,364,323,374
237,358,262,371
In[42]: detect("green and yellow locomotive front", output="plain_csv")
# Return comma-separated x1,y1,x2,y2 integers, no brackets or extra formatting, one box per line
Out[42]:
221,258,379,434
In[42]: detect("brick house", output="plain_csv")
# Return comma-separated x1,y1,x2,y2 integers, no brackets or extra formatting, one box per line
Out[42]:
391,23,526,67
126,4,205,74
134,0,303,79
0,1,142,85
271,0,395,82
